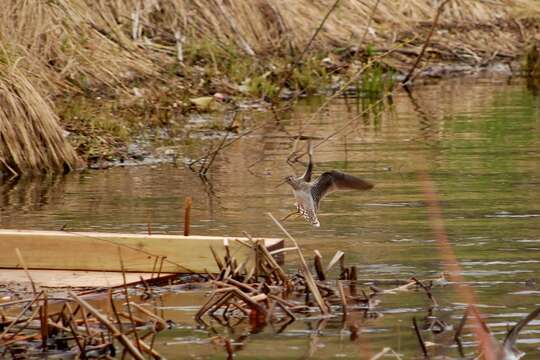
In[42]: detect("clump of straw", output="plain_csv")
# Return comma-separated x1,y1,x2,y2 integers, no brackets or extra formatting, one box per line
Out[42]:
0,58,81,176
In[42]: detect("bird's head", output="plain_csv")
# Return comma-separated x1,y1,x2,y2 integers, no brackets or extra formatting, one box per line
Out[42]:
275,175,293,189
275,175,300,189
284,175,300,189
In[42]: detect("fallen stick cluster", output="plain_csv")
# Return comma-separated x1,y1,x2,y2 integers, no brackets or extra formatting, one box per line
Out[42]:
0,288,168,359
195,233,540,359
196,236,440,331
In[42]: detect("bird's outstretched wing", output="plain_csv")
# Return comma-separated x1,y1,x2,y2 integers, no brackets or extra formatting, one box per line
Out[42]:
301,140,314,182
311,170,374,208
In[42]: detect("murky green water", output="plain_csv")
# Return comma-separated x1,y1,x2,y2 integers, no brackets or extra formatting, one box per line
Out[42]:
1,77,540,358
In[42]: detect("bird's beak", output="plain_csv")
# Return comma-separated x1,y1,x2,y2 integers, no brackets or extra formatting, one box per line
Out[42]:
275,179,288,188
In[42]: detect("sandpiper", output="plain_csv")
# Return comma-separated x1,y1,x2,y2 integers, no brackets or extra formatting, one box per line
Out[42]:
284,143,374,227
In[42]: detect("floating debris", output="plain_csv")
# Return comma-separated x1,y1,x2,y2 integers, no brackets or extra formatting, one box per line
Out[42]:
194,229,444,338
0,288,170,359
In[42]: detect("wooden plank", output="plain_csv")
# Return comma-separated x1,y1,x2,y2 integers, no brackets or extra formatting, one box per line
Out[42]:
0,269,175,288
0,229,284,273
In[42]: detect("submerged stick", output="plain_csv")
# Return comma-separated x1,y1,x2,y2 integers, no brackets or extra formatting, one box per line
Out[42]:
130,302,167,332
412,317,429,358
2,302,41,343
184,196,192,236
79,303,91,337
412,277,438,307
267,213,329,315
257,241,290,285
337,280,347,320
68,290,145,360
224,337,234,360
109,288,124,333
15,248,37,294
195,292,227,322
118,248,143,355
349,266,357,296
139,338,164,360
40,291,48,351
198,112,238,175
0,291,43,339
313,250,326,281
64,303,85,356
189,123,264,170
454,307,469,356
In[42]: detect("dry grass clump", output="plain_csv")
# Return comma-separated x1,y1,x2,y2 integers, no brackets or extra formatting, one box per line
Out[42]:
2,0,537,95
163,0,540,60
0,0,160,94
0,0,163,175
0,56,81,176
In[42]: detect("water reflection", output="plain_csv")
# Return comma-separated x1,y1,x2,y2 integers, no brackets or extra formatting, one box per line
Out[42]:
1,77,540,357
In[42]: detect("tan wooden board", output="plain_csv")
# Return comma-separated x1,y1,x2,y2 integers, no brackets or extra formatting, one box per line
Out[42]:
0,229,284,273
0,269,176,288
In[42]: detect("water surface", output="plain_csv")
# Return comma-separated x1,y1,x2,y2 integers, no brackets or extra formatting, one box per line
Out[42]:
1,77,539,358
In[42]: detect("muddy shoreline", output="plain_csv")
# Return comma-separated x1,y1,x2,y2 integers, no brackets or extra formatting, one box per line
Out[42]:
69,61,519,171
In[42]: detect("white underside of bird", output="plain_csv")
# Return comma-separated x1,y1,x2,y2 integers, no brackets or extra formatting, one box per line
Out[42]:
292,190,320,227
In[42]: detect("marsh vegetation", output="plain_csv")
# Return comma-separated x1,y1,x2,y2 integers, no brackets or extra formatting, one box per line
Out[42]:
1,0,539,175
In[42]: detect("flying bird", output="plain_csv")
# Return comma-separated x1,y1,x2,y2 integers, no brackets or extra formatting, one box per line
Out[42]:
283,143,373,227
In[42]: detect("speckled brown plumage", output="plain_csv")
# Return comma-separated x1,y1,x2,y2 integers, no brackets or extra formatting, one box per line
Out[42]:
284,143,373,227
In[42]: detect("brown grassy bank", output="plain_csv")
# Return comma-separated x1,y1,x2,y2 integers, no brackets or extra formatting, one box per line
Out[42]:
1,0,540,175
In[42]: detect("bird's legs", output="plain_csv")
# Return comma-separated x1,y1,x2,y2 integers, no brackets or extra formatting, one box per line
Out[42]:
301,140,313,182
282,204,303,221
281,210,302,221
